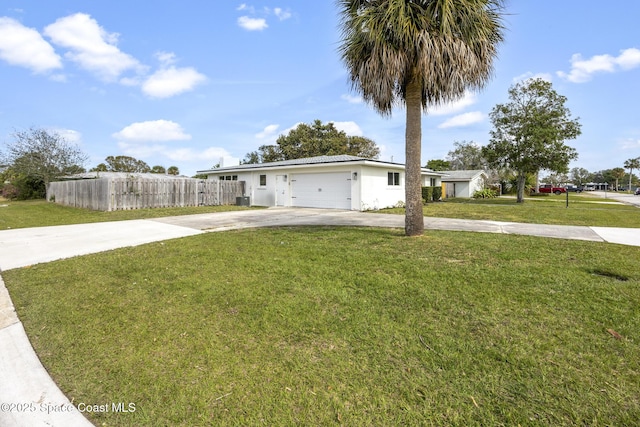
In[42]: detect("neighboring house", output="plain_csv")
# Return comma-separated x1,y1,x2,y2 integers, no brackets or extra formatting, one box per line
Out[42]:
197,155,443,211
441,170,488,198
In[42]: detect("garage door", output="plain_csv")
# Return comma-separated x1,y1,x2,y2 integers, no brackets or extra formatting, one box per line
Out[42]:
291,172,352,209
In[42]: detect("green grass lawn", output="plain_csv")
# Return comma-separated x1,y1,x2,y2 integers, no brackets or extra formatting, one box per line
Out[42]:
0,199,255,230
1,193,638,230
4,227,639,426
378,194,640,228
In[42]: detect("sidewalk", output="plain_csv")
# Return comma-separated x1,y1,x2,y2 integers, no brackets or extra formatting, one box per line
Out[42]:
1,208,640,426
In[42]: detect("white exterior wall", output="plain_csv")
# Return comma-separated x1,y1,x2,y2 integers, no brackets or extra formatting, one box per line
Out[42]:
444,175,485,198
207,163,441,210
208,165,362,209
359,166,405,210
469,176,485,196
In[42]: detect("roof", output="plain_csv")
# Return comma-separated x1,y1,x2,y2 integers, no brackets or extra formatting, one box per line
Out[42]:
197,155,443,175
60,172,192,180
440,170,487,182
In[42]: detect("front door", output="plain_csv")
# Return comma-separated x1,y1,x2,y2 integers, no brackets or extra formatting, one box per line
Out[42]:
275,175,288,206
446,183,456,198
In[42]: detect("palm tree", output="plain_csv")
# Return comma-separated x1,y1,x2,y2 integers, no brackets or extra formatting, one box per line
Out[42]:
338,0,505,236
624,157,640,191
611,167,625,191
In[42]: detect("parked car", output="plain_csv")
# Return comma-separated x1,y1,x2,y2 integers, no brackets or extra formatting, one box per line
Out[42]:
635,188,640,195
534,184,566,195
565,185,583,193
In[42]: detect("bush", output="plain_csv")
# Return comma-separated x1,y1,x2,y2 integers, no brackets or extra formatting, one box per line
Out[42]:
472,188,498,199
0,183,19,200
432,186,442,201
421,186,442,204
1,175,46,200
422,187,433,204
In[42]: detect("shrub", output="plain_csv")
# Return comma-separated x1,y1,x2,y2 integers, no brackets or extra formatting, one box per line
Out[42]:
421,186,442,204
421,187,433,204
472,188,498,199
432,186,442,201
2,175,46,200
0,183,19,200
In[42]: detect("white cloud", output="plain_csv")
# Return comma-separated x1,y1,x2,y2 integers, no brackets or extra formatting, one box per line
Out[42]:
165,147,234,162
617,48,640,69
50,128,82,144
273,8,292,21
237,16,268,31
438,111,485,129
557,48,640,83
43,13,144,81
255,124,280,139
331,121,363,136
620,138,640,151
117,141,237,166
113,120,192,142
155,51,177,66
341,94,363,104
429,92,478,116
142,66,207,98
512,72,553,83
236,4,253,12
0,17,62,73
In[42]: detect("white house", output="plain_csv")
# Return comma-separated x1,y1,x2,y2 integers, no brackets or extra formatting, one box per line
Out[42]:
197,155,443,211
441,170,488,198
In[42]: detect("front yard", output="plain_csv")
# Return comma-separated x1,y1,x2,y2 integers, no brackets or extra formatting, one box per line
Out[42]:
4,227,639,426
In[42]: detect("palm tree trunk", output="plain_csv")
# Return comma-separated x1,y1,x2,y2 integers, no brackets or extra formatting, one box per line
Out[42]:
404,77,424,236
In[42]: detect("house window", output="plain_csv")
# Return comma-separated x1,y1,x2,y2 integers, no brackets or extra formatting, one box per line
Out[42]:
388,172,400,186
220,175,238,181
259,174,267,186
430,177,437,187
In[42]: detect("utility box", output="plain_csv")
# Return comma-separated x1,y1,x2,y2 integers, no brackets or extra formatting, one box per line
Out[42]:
236,196,250,206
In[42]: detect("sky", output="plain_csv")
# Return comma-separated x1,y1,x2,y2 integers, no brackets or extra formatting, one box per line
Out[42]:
1,1,639,177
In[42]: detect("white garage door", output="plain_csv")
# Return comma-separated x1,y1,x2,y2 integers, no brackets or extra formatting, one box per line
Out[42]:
291,172,352,209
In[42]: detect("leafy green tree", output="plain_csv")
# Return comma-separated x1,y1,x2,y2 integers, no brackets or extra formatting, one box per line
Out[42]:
425,159,450,171
150,165,166,174
446,141,488,170
0,127,88,198
167,166,180,176
570,167,590,186
243,120,380,163
543,172,569,186
241,151,261,165
90,163,108,172
624,157,640,190
338,0,505,236
95,155,151,173
482,79,581,203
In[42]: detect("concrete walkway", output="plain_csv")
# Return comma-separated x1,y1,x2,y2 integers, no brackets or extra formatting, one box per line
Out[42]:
1,208,640,426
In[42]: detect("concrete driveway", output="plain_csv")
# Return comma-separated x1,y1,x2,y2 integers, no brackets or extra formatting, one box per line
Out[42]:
590,190,640,207
2,207,640,272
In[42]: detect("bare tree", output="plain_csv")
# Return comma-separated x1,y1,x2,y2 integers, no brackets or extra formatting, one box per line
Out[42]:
2,127,88,188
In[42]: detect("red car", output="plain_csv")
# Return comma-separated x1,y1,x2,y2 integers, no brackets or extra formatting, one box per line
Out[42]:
534,184,566,195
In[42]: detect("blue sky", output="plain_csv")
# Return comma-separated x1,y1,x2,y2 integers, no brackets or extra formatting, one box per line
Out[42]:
1,1,639,176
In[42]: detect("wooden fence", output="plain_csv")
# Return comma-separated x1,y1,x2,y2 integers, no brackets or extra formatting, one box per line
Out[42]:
47,178,245,211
